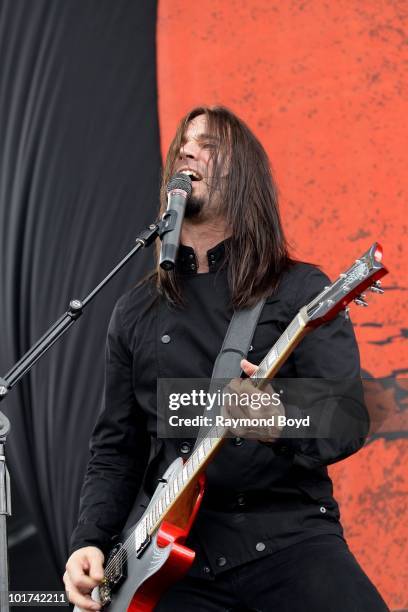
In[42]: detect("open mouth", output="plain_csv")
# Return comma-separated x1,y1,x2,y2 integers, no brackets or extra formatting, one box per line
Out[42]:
179,169,203,182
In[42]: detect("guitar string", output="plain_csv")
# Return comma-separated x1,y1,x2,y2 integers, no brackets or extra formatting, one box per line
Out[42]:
103,426,223,577
103,425,226,575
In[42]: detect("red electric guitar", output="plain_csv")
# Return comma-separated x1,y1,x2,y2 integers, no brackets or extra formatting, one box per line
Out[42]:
75,243,388,611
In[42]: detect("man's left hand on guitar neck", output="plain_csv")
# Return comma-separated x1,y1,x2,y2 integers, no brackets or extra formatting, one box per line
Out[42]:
222,358,285,443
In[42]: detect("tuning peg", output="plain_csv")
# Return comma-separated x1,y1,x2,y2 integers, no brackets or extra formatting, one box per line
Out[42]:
354,295,368,307
370,281,384,294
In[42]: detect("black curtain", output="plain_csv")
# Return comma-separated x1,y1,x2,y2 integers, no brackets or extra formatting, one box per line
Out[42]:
0,0,161,575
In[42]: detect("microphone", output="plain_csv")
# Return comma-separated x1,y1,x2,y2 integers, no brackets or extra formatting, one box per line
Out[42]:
159,173,192,271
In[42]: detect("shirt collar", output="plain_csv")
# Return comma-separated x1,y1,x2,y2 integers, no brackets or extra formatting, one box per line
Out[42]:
176,240,228,275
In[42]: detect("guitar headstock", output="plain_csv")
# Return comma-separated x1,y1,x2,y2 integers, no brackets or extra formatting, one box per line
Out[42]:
305,243,388,327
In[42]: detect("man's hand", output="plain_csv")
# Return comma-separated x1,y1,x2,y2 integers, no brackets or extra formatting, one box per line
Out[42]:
222,359,285,442
63,546,104,611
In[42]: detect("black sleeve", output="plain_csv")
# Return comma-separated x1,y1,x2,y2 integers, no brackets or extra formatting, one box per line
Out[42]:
273,266,369,469
69,298,150,556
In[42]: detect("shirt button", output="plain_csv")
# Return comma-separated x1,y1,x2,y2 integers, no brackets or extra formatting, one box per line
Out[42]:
249,345,254,352
233,437,244,447
320,506,327,514
161,334,171,344
180,442,191,455
237,494,245,507
203,566,211,574
256,542,266,552
190,263,196,271
216,556,227,567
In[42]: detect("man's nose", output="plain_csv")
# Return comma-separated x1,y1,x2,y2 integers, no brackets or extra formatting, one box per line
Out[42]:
179,141,198,160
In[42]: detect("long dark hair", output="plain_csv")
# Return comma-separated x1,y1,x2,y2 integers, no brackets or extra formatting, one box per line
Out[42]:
156,106,293,308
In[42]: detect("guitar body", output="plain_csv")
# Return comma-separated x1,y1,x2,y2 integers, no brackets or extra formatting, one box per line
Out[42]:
74,458,205,612
126,521,195,612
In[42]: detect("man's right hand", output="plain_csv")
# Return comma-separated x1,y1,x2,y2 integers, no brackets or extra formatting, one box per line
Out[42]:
64,546,105,611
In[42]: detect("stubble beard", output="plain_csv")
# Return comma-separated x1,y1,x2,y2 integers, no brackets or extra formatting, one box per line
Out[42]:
184,180,223,223
184,194,207,220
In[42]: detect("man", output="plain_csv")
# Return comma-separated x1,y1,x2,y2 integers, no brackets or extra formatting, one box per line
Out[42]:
64,106,388,611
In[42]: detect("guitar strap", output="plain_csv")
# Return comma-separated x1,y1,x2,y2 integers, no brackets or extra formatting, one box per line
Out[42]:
193,297,266,450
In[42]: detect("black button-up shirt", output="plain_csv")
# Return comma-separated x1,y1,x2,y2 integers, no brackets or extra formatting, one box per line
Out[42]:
70,241,366,579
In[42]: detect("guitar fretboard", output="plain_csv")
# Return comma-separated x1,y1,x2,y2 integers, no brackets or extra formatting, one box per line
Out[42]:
254,312,306,382
132,433,222,552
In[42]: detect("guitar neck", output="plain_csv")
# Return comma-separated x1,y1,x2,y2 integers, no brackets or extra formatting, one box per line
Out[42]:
253,307,309,385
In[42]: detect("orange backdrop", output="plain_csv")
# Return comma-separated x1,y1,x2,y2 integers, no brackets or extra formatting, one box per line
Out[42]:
157,1,407,607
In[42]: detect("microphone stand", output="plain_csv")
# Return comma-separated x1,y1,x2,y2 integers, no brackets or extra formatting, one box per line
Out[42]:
0,219,171,612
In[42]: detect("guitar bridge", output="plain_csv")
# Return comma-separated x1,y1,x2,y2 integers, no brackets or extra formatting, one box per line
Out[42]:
98,578,112,607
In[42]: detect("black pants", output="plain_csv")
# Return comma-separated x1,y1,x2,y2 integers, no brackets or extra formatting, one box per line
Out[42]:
155,535,389,612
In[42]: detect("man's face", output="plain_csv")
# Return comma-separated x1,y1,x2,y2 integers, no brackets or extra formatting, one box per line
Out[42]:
174,114,224,220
